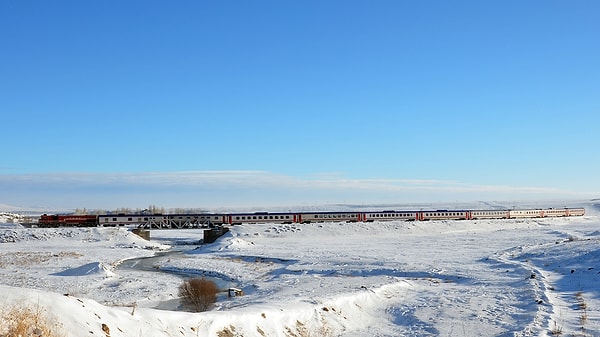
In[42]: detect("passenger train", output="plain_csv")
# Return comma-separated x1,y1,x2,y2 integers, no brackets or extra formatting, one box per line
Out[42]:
34,207,586,228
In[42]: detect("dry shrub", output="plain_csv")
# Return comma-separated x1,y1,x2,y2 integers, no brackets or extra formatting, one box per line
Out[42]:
550,321,563,335
285,320,335,337
178,278,218,312
0,303,64,337
217,325,237,337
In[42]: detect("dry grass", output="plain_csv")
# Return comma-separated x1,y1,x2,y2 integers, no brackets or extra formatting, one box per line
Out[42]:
0,251,82,268
217,319,336,337
575,291,589,333
576,291,587,310
550,321,563,335
0,302,64,337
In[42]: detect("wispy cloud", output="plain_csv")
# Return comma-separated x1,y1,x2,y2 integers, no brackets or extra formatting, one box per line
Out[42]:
0,171,588,210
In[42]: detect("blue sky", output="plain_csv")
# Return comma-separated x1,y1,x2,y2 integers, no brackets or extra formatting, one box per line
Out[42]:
1,1,599,211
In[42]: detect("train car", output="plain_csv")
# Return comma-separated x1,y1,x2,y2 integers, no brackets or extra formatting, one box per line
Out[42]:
297,212,362,223
168,214,226,228
509,209,544,218
98,213,227,228
98,214,158,227
363,210,419,222
420,210,470,221
38,214,97,227
470,210,510,220
542,209,568,217
227,212,297,225
565,207,586,216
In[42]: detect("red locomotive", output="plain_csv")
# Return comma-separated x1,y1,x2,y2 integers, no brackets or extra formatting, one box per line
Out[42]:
38,214,98,227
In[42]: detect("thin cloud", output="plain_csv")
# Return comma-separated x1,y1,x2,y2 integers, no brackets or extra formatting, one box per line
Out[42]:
0,170,577,194
0,171,589,210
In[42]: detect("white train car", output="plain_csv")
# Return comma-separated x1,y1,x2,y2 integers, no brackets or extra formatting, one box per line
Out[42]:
542,209,569,217
421,210,469,221
228,212,296,225
98,214,152,227
565,207,585,216
470,210,510,219
98,213,227,228
167,214,226,227
297,212,361,223
363,211,418,222
509,209,543,218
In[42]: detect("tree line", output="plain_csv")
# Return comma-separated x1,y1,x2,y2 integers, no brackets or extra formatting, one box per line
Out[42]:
73,205,210,215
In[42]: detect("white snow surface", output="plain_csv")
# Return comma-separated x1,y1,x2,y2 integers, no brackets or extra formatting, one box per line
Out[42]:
1,201,600,336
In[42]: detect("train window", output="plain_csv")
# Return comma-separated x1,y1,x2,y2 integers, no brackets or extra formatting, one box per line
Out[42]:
112,218,117,221
128,218,132,221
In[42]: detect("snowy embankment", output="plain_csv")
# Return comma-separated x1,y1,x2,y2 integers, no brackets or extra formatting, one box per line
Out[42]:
1,203,600,336
0,212,27,226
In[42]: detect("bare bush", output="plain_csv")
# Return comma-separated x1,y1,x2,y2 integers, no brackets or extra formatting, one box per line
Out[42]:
178,278,218,312
0,303,64,337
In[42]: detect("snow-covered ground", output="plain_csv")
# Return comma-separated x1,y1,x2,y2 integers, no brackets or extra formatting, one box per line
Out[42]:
0,212,30,224
1,201,600,336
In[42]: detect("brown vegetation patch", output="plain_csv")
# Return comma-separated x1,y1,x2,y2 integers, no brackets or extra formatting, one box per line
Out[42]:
217,325,238,337
0,251,82,268
0,303,65,337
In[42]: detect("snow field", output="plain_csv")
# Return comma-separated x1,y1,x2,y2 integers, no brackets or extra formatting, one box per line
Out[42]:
1,204,599,336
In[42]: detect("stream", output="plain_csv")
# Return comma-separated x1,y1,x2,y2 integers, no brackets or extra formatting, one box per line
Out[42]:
116,248,237,310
